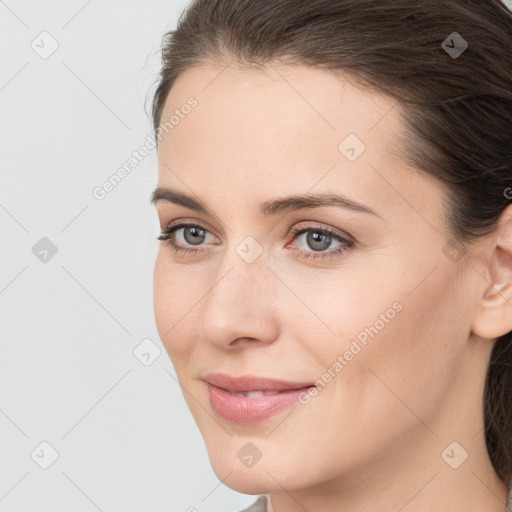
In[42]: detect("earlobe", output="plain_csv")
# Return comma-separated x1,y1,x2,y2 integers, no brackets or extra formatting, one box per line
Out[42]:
471,208,512,340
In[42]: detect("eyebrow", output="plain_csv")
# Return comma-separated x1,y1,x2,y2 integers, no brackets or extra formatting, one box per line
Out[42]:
150,186,381,218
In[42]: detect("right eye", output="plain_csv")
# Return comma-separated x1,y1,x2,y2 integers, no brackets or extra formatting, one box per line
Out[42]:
158,221,217,254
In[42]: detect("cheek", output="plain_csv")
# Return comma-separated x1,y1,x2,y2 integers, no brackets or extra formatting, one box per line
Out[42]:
270,262,405,363
288,257,465,408
337,264,468,426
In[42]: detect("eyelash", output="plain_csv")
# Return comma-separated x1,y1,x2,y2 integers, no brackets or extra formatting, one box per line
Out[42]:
157,221,355,261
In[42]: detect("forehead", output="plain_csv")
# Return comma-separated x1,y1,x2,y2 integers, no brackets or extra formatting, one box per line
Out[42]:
155,63,436,220
158,62,404,162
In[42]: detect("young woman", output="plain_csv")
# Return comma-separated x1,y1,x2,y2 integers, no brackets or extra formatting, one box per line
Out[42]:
149,1,512,510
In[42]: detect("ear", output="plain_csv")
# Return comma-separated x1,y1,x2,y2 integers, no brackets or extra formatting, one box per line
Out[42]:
471,205,512,339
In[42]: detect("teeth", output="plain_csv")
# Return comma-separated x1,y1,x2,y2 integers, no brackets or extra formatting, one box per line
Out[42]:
230,390,281,397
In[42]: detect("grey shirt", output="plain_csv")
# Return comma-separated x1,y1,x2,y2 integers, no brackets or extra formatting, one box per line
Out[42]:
239,485,512,512
238,495,268,512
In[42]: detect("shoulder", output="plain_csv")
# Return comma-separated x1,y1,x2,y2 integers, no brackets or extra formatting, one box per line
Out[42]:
237,494,268,512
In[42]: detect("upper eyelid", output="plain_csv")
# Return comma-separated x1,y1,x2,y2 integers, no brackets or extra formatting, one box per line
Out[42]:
164,219,221,241
289,224,353,242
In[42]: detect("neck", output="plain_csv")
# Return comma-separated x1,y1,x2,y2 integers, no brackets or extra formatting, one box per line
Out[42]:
267,440,508,512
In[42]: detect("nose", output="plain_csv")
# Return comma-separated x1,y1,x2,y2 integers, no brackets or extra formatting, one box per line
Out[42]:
199,251,281,350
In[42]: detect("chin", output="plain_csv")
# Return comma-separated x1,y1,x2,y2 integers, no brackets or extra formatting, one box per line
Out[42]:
224,478,271,495
208,446,304,495
218,469,276,495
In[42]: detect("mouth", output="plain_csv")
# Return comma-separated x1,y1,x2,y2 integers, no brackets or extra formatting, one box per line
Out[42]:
203,373,317,424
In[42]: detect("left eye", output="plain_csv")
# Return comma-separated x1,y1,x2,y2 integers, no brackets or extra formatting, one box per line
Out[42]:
158,222,354,260
290,226,349,251
286,225,354,260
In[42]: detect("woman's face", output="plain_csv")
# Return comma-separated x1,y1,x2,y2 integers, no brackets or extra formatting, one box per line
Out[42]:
152,64,491,495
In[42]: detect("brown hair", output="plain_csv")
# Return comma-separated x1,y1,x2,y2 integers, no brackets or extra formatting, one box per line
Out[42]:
150,0,512,486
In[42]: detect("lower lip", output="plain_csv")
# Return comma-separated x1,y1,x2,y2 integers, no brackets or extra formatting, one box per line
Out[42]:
207,383,314,424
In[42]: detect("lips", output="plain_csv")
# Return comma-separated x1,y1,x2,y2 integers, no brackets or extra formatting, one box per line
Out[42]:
207,381,316,425
202,372,316,393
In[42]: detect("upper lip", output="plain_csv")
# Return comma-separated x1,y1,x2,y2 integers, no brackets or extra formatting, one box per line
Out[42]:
203,373,315,393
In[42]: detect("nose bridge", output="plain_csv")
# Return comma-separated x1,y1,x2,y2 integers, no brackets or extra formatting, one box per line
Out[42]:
211,229,272,300
200,242,280,346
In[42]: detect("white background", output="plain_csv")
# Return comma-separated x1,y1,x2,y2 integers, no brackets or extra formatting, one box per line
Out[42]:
1,1,511,511
0,1,257,511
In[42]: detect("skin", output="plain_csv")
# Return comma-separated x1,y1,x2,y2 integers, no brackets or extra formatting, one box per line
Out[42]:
152,62,512,512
